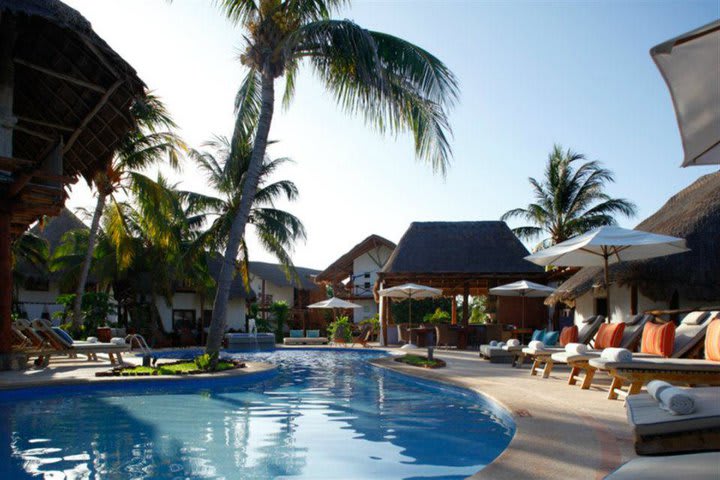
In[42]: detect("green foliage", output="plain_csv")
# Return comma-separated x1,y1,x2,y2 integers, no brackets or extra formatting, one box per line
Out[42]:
423,308,451,324
194,353,213,371
391,297,452,324
269,300,291,343
53,292,115,337
328,315,352,343
469,295,490,324
396,354,445,368
359,314,380,334
502,144,637,250
255,316,273,333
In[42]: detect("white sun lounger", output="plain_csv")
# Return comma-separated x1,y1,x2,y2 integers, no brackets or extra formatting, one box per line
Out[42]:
605,452,720,479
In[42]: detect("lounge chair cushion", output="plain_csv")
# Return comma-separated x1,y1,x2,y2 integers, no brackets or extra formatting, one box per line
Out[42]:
704,319,720,361
641,322,675,357
289,330,303,338
542,331,559,346
522,346,564,356
307,330,320,338
680,311,711,326
52,327,74,345
604,452,720,480
588,356,720,372
625,387,720,436
595,322,625,349
559,325,578,346
551,350,602,364
530,329,545,342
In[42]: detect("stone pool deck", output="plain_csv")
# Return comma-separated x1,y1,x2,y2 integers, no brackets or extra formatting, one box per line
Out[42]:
372,347,637,480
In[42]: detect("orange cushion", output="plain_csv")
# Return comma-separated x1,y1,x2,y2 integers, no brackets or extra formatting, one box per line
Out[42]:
559,325,578,346
595,322,625,349
705,318,720,361
641,322,676,357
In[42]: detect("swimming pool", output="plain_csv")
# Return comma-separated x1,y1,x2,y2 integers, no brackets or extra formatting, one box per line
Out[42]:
0,349,514,479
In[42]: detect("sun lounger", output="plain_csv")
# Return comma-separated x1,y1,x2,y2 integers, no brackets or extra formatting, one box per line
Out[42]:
31,319,130,365
588,312,719,399
283,329,329,345
522,315,605,376
625,387,720,455
546,314,653,388
351,325,372,347
479,329,547,364
605,452,720,479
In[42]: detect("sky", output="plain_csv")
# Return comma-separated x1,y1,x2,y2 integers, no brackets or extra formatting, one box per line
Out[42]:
63,0,719,271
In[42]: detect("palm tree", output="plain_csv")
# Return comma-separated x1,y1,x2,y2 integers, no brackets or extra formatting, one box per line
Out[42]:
182,136,306,290
205,0,459,358
502,144,637,250
71,94,183,328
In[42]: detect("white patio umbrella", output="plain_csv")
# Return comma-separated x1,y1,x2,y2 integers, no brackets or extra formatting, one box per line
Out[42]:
525,226,689,321
378,283,443,326
651,20,720,167
307,297,362,321
489,280,555,329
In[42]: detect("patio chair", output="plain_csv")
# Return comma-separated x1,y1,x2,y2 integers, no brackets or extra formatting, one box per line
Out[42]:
31,319,130,365
624,387,720,455
522,315,605,376
588,315,720,399
351,324,372,348
396,323,410,345
545,314,654,388
435,324,458,349
283,329,329,345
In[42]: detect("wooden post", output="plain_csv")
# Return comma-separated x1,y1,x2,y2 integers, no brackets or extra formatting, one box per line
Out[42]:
462,284,470,327
451,296,457,325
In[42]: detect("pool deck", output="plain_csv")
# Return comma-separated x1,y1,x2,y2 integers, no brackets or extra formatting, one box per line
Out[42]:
0,345,638,479
371,347,636,480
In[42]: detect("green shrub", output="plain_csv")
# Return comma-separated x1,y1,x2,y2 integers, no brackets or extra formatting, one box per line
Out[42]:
194,353,216,371
423,308,451,324
269,301,291,343
328,315,352,342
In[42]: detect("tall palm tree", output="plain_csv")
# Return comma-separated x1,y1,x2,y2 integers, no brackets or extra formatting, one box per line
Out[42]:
71,94,184,327
205,0,459,358
182,136,306,290
502,144,637,250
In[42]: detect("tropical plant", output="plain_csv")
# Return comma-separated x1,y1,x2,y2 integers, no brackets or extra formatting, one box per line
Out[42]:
502,145,637,250
269,300,291,343
359,314,379,334
201,0,459,362
71,93,184,328
423,307,451,324
11,231,49,301
468,295,490,324
328,315,352,343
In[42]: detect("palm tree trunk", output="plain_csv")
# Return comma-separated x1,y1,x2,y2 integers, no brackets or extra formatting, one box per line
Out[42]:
72,189,106,328
205,71,275,359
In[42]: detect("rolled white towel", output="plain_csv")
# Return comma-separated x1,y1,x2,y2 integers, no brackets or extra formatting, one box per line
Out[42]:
658,387,696,415
600,347,633,363
647,380,673,401
565,343,588,355
110,337,126,346
528,340,545,350
497,342,506,348
489,340,498,347
506,339,521,347
86,336,98,343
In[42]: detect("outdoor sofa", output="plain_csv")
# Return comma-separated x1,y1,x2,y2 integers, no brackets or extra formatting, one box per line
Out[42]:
283,330,329,345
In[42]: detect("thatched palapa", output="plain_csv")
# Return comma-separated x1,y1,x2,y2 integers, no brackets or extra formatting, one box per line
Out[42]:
547,172,720,307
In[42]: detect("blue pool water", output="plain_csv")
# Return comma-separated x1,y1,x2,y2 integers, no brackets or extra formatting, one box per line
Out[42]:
0,349,514,479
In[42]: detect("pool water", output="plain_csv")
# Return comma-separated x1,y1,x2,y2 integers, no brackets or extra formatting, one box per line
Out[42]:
0,349,514,479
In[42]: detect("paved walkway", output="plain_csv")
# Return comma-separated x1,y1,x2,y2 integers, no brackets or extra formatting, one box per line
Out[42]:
373,348,636,480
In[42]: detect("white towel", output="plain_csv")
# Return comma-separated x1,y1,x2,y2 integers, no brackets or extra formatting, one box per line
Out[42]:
110,337,126,346
647,380,673,401
528,340,545,350
600,347,633,363
86,337,98,343
658,387,696,415
565,343,587,355
489,340,498,347
506,339,521,347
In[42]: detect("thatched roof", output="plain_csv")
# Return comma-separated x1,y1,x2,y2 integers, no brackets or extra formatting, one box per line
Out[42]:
382,221,543,275
315,234,396,284
547,172,720,306
1,0,145,238
249,261,321,291
206,256,256,300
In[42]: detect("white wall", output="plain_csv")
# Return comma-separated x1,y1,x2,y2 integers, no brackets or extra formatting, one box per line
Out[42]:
353,298,377,323
154,293,247,332
249,277,295,306
351,246,393,297
16,284,64,321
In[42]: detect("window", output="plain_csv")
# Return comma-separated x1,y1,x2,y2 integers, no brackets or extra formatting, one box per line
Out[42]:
172,309,196,331
595,298,608,317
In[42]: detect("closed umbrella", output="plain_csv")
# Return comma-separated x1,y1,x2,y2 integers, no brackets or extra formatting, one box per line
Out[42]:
651,20,720,167
489,280,555,329
378,283,443,327
525,226,689,321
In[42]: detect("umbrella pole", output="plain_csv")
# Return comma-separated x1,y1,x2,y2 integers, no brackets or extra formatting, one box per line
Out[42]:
408,297,412,327
604,253,611,323
522,293,526,330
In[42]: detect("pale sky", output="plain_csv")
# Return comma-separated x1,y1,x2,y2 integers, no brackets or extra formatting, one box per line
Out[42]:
63,0,719,271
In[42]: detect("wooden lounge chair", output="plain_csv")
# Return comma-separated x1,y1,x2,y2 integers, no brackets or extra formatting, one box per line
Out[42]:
31,319,130,365
522,315,605,377
351,324,372,348
588,313,719,399
546,314,654,389
624,387,720,455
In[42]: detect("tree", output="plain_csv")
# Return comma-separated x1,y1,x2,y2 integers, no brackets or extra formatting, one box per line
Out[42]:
71,94,183,328
205,0,459,361
502,144,637,250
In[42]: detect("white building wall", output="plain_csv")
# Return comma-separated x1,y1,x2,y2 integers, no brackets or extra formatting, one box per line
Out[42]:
16,285,63,321
249,277,295,306
155,293,247,332
349,246,393,323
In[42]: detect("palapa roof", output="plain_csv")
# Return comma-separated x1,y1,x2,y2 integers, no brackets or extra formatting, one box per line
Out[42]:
248,261,321,291
206,256,256,300
314,234,396,284
547,172,720,306
1,0,145,238
381,221,543,275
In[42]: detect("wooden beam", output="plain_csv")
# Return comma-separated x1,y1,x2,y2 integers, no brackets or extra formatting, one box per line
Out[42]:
11,124,54,141
0,207,11,354
0,14,16,159
14,57,106,93
0,156,33,171
17,115,75,132
63,79,122,154
80,35,120,78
